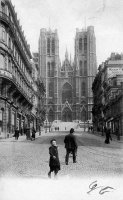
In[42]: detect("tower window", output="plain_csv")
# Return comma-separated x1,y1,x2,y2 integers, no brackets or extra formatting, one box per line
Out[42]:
47,38,50,55
81,82,86,96
84,37,87,53
84,60,87,75
48,62,50,77
52,38,55,54
49,82,54,97
79,60,83,76
79,38,82,52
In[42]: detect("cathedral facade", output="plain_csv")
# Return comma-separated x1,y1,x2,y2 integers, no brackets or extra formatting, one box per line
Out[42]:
38,26,97,122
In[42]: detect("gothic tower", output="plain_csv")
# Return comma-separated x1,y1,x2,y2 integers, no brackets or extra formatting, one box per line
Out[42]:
38,29,59,122
38,26,97,123
74,26,97,121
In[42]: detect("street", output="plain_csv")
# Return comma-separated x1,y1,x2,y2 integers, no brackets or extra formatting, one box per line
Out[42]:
0,131,123,178
0,131,123,200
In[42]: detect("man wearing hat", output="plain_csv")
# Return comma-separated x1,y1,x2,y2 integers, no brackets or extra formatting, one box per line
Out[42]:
64,128,78,165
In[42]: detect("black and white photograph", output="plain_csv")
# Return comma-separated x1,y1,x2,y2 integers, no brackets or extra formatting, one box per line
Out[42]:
0,0,123,199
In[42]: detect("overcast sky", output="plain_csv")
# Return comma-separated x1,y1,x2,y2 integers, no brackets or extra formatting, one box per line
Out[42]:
11,0,123,66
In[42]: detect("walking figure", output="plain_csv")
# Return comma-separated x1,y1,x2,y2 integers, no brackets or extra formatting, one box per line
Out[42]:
14,127,19,140
31,127,36,140
64,128,78,165
105,127,112,144
48,139,60,178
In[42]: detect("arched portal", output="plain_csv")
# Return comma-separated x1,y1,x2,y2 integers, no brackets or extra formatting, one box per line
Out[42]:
62,83,72,104
62,107,72,122
48,109,54,122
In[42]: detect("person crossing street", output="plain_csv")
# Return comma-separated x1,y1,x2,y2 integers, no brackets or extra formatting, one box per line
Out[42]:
64,128,78,165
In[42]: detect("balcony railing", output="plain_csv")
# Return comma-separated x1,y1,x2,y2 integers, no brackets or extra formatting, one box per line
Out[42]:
0,69,33,105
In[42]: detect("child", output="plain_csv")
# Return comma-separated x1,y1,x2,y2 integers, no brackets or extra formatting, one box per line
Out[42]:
48,139,60,178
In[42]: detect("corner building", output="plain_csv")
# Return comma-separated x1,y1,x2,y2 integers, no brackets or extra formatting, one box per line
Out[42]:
0,0,33,138
39,27,97,122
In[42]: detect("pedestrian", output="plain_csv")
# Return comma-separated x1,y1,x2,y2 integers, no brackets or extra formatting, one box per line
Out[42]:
48,139,60,178
14,127,19,140
115,127,120,140
105,127,112,144
64,128,78,165
90,126,93,132
31,127,36,140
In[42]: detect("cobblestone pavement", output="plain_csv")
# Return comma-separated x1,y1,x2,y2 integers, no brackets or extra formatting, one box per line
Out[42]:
0,131,123,179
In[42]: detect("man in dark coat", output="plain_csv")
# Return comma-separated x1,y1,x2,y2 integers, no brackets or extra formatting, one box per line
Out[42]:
105,127,112,144
31,127,36,140
64,128,78,165
14,127,19,140
48,139,60,178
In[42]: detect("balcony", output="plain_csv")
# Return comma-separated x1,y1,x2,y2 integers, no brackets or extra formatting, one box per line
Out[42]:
0,69,33,106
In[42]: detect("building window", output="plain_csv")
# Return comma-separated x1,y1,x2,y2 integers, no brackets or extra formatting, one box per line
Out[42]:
62,83,72,104
51,62,54,77
48,62,50,77
52,38,55,54
8,58,12,72
47,38,50,55
79,60,83,76
84,37,87,53
8,37,11,48
84,60,87,75
2,28,5,41
79,38,82,52
0,54,5,69
49,82,54,97
81,82,86,96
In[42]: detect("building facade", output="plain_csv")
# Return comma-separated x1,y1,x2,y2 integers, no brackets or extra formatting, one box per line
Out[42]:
0,0,44,138
38,26,97,122
32,52,45,130
92,53,123,138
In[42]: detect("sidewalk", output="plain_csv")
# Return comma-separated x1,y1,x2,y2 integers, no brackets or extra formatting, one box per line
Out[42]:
0,130,46,142
87,130,123,143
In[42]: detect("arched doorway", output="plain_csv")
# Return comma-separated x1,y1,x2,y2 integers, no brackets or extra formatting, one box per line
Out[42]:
62,83,72,104
62,107,72,122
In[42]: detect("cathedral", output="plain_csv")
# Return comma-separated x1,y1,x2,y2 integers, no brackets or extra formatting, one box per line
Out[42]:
38,26,97,122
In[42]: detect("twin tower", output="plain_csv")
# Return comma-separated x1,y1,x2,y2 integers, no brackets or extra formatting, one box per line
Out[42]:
38,26,97,122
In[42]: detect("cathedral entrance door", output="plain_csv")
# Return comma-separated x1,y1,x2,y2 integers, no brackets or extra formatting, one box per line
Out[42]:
62,107,72,122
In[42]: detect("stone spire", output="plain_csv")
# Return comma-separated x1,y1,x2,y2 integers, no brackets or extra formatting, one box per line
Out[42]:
65,48,68,59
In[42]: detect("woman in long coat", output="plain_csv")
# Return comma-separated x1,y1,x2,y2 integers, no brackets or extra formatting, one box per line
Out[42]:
48,139,60,178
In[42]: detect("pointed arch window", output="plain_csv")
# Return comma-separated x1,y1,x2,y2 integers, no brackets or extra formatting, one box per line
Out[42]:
79,38,82,52
51,62,55,77
47,38,50,55
81,82,86,96
49,82,54,97
79,60,83,76
62,83,72,104
52,38,55,55
48,62,50,77
84,60,87,75
84,37,87,53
